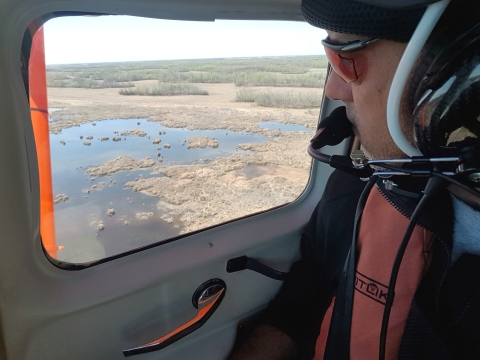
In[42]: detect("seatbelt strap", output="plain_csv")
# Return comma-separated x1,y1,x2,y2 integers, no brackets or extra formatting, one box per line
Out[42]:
323,176,377,360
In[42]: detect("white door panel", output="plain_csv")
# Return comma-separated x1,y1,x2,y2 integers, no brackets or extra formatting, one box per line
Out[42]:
18,194,318,359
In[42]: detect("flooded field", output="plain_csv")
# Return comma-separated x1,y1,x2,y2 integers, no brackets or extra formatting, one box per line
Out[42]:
51,118,271,262
45,61,323,264
50,118,266,170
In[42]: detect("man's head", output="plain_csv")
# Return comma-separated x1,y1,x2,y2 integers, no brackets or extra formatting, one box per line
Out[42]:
321,31,409,160
302,0,480,164
301,0,429,160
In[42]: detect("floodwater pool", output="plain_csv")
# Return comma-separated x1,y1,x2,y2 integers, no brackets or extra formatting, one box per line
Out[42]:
49,118,268,263
48,118,312,263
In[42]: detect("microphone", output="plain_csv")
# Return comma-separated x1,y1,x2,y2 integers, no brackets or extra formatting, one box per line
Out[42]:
308,107,373,179
310,106,353,149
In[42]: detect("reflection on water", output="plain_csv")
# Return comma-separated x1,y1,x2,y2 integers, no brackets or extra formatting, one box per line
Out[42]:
50,118,268,263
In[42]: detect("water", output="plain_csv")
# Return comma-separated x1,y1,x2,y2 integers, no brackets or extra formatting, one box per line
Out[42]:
50,119,263,169
49,118,268,263
258,121,314,132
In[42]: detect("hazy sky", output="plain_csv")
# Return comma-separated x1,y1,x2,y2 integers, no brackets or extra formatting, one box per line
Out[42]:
44,15,327,65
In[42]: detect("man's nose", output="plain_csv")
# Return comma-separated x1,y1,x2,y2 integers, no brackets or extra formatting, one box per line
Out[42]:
324,70,353,101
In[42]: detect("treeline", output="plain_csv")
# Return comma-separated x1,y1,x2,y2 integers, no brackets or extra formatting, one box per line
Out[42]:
46,56,328,89
235,88,322,109
119,83,208,96
47,70,326,89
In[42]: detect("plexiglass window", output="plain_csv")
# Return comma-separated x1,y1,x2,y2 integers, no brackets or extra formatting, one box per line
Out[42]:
29,15,328,264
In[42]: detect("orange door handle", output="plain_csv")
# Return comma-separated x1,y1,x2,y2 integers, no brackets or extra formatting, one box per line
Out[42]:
123,279,226,357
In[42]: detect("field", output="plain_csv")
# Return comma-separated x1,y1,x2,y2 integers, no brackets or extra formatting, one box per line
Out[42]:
47,56,327,107
47,56,327,261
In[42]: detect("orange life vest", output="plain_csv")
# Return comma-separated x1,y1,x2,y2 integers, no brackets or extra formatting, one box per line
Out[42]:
314,186,434,359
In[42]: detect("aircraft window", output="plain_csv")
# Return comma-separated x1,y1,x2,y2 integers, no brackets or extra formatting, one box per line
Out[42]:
29,15,327,264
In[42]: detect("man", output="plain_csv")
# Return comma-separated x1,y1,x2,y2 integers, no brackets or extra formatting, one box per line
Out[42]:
229,0,480,359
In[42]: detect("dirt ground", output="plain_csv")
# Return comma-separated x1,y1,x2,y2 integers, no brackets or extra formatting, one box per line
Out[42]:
48,81,323,233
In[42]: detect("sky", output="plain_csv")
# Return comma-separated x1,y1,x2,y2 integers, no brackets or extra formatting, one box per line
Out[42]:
44,15,327,65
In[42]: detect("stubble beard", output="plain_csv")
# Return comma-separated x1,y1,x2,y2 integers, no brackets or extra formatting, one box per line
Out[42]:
345,105,407,161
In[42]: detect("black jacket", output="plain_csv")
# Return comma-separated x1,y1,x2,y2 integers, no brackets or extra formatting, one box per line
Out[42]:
262,170,480,359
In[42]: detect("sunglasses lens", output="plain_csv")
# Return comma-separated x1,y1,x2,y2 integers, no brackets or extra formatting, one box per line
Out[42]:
324,47,358,83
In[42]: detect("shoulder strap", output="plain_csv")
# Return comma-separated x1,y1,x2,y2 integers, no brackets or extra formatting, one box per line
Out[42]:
323,176,377,360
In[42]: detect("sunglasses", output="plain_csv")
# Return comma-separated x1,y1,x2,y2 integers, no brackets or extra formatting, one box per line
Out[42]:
322,37,379,83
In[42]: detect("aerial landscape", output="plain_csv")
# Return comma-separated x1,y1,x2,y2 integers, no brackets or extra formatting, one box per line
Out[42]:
46,55,327,262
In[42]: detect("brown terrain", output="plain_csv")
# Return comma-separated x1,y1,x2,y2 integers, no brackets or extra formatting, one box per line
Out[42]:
48,81,322,240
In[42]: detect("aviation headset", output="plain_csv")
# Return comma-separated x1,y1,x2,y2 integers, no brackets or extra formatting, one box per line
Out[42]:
302,0,480,359
307,0,480,191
